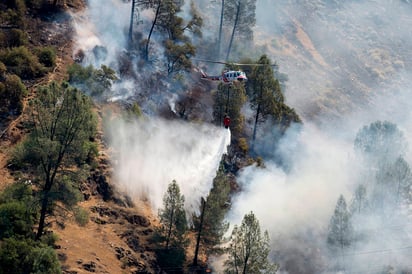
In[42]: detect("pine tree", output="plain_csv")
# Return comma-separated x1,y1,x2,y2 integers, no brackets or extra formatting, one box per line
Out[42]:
158,180,187,249
192,166,230,265
354,121,406,167
224,211,277,274
224,0,257,60
137,0,202,65
248,55,283,143
350,184,369,215
21,82,97,240
327,195,353,251
373,156,412,215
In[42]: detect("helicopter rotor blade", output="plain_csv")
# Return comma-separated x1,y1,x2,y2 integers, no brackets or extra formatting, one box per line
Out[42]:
192,58,277,67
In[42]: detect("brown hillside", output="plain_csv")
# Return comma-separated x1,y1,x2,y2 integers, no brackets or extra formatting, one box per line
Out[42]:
0,1,160,273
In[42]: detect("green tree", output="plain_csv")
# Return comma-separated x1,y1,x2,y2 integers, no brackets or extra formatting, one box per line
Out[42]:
17,82,96,240
158,180,187,249
224,211,277,274
164,39,195,76
327,195,353,251
0,237,61,274
212,82,247,137
373,156,412,215
224,0,256,60
0,73,27,114
192,166,230,266
248,55,283,142
0,182,37,240
0,46,46,79
354,121,406,167
349,184,369,215
68,63,117,97
137,0,202,64
35,46,56,68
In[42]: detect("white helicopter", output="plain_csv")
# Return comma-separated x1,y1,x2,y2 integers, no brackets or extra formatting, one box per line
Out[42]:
194,58,276,85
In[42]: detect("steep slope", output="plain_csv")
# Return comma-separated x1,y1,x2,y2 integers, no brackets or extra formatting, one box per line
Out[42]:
255,0,412,121
0,2,161,273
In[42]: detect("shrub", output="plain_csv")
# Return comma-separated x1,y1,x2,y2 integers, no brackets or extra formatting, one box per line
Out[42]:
31,245,62,274
155,248,185,274
73,206,89,227
8,29,28,47
0,46,46,79
0,238,61,274
68,63,117,97
0,182,37,239
0,62,6,80
35,46,56,68
0,1,26,27
0,202,34,239
8,137,39,169
238,137,249,154
0,74,27,114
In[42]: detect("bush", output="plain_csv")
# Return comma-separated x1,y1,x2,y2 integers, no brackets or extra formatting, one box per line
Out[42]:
0,1,26,27
0,182,37,239
68,63,117,97
53,177,83,208
35,46,56,68
8,138,36,169
8,29,28,47
0,74,27,114
0,237,61,274
0,202,34,239
0,46,46,79
238,137,249,154
31,245,62,274
73,206,89,227
0,62,6,80
155,248,185,274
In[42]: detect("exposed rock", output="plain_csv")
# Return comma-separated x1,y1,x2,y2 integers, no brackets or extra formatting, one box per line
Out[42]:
114,246,146,270
82,261,96,272
124,214,150,227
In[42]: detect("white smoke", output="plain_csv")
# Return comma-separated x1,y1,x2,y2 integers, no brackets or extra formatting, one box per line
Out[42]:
71,0,412,272
107,117,231,216
72,0,130,68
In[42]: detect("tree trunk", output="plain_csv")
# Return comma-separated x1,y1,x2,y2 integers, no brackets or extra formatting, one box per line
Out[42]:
242,254,249,274
226,1,241,61
36,175,53,240
252,82,264,146
166,208,174,249
193,198,206,266
128,0,136,43
217,0,225,59
145,0,162,61
36,192,49,240
252,103,260,143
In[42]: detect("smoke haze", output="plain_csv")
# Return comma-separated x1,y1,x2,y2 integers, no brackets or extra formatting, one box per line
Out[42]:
72,0,412,272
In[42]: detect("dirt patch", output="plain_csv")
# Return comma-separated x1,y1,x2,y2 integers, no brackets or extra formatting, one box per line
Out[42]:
56,197,158,274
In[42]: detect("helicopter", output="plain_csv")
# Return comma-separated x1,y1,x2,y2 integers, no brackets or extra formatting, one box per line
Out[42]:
193,58,276,85
200,69,247,84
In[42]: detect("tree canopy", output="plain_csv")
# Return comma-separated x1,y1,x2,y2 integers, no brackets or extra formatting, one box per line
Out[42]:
12,81,97,240
224,211,277,274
